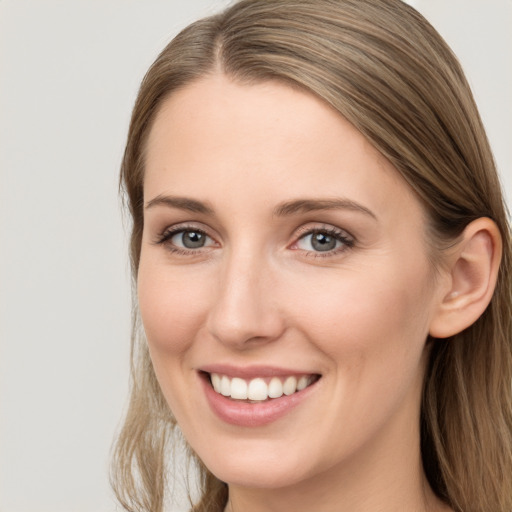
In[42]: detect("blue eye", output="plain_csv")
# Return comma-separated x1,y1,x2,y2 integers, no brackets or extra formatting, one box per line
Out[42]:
171,230,212,249
295,228,353,254
156,227,216,252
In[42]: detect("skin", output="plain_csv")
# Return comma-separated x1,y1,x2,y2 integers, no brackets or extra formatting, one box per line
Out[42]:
138,74,453,511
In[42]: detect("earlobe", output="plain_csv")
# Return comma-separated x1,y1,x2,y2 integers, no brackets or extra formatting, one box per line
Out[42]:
429,218,502,339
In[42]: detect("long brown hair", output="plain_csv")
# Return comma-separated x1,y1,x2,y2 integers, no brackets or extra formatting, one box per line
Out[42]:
111,1,512,511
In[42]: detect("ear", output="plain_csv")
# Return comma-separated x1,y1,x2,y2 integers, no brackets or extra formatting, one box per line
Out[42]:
429,217,502,339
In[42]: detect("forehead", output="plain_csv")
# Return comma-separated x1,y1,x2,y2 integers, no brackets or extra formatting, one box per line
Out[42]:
144,74,420,221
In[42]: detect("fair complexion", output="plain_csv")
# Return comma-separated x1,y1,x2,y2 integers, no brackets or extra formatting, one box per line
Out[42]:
138,74,460,511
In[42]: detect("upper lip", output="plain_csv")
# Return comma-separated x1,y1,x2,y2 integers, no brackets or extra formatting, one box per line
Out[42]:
198,364,320,379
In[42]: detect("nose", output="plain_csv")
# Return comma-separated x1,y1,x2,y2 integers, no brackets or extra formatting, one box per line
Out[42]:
206,249,286,349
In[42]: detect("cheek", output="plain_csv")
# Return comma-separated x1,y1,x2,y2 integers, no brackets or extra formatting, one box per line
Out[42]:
136,259,214,422
137,259,211,355
289,262,433,383
289,266,434,451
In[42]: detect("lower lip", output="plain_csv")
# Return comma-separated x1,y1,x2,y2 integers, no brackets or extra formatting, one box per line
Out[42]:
200,374,319,427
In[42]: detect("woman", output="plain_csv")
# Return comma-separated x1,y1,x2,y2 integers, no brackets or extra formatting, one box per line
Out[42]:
111,1,512,511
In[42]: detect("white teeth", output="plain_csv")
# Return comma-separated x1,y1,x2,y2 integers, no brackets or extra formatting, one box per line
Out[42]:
211,373,221,393
268,377,284,398
297,376,309,391
220,375,231,396
283,376,297,396
231,378,248,399
248,378,268,401
210,373,315,401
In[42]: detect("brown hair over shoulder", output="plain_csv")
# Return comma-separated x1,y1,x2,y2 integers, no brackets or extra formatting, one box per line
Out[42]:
112,1,512,511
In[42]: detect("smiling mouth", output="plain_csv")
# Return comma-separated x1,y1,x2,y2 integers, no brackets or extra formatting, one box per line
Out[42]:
205,372,321,402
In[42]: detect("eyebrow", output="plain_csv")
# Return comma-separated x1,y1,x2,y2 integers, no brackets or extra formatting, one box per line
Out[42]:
273,198,377,219
144,194,376,220
145,194,214,215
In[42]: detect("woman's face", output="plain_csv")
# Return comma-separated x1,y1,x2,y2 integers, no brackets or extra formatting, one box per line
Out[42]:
138,75,445,490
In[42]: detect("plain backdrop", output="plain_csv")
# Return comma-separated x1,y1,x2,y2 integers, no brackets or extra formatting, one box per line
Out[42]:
0,1,510,511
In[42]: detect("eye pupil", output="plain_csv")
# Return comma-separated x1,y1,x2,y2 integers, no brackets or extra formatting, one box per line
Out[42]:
311,232,336,251
182,231,205,248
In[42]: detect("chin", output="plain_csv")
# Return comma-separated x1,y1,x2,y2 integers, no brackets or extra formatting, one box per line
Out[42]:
210,460,308,490
192,437,311,489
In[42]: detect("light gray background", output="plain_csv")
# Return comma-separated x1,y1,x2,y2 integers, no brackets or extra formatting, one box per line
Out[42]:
0,1,510,511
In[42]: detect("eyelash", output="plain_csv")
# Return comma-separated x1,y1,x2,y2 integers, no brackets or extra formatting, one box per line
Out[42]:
154,224,214,256
154,224,355,258
292,226,355,258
